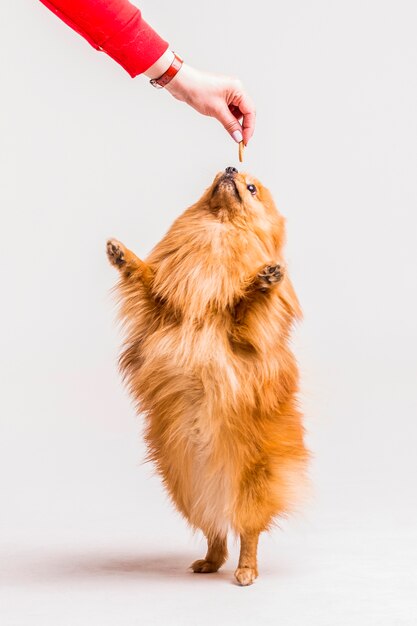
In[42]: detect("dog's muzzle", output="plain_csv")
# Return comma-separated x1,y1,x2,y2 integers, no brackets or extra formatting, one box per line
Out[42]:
212,167,240,200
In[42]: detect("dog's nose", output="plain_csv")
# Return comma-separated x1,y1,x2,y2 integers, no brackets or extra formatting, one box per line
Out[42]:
225,166,238,175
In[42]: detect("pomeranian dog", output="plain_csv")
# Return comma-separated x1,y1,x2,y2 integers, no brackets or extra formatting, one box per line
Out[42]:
106,166,308,586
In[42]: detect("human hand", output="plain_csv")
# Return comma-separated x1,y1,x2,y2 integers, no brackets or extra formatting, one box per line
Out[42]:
165,63,256,145
145,51,255,145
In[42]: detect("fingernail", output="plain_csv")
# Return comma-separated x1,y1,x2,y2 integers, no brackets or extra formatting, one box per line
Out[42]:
232,130,243,143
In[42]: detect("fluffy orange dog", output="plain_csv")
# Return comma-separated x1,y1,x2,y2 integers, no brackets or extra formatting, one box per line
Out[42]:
107,167,308,586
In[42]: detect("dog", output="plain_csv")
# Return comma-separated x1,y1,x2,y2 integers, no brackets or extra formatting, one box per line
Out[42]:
106,166,308,585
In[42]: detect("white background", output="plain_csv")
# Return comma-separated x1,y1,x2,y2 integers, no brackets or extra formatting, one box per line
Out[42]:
1,1,416,624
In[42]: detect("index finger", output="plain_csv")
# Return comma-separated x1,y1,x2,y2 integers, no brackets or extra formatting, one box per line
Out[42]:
242,109,256,145
235,92,256,145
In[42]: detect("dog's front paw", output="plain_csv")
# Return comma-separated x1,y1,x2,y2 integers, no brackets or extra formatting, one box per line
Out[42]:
107,239,126,268
256,264,284,291
234,566,258,586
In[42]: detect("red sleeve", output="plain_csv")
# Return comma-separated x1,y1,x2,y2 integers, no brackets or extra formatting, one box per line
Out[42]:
39,0,169,77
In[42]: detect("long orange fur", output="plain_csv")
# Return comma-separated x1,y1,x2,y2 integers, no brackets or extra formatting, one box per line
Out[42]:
106,169,308,586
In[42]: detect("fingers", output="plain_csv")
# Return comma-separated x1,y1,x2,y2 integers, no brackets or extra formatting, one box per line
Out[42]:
219,84,256,145
216,105,244,143
165,64,256,145
234,92,256,145
241,107,256,146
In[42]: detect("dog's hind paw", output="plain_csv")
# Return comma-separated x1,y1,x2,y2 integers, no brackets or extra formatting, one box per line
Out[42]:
256,264,284,291
107,239,126,268
191,559,221,573
234,566,258,586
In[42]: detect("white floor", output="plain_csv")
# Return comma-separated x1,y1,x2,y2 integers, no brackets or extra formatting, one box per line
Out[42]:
1,502,416,625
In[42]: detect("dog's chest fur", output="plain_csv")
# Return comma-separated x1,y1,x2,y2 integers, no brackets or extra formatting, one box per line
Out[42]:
157,321,262,534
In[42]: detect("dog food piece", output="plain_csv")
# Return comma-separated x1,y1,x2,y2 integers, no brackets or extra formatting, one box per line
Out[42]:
239,141,245,163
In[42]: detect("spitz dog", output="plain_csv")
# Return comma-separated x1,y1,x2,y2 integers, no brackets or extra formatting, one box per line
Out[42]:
107,167,308,585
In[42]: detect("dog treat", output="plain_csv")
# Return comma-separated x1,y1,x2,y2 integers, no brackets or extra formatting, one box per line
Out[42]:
239,140,245,163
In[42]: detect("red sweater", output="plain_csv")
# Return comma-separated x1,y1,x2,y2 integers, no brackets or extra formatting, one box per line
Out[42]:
39,0,169,77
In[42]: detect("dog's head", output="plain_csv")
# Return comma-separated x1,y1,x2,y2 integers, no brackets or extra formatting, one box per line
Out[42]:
197,166,286,253
210,167,273,214
149,168,288,316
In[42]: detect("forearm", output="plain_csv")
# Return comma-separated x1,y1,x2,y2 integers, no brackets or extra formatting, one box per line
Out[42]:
38,0,169,76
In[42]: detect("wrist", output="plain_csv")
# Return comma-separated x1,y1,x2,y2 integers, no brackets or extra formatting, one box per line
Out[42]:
165,63,194,97
144,49,175,79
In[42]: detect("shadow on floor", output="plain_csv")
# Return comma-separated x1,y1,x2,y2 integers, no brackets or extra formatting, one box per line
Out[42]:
2,549,234,585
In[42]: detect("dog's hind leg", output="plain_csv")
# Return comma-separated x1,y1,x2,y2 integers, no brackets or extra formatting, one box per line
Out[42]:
234,530,260,586
191,532,228,574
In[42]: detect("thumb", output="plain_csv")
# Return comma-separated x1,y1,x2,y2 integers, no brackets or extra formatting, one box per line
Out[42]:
215,105,244,143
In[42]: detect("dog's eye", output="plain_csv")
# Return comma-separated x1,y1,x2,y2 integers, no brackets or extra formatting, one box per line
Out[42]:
247,184,257,195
